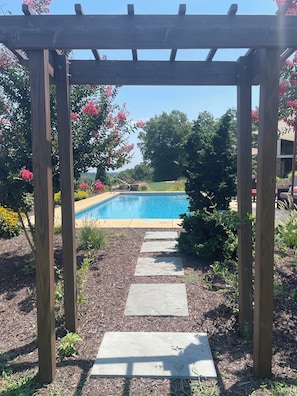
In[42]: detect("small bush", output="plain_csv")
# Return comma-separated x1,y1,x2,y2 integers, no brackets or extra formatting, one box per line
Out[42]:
178,209,240,262
0,206,23,238
74,190,89,201
54,191,61,205
58,332,83,357
276,211,297,249
77,222,107,250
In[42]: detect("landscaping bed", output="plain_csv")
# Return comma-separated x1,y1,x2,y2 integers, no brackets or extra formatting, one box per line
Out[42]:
0,228,297,395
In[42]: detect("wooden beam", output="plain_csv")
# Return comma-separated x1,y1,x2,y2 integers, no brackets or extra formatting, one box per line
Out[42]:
206,4,237,62
75,4,100,60
170,4,186,62
1,15,297,50
127,4,138,61
55,55,77,332
69,60,239,85
28,50,56,383
253,48,280,378
237,56,253,338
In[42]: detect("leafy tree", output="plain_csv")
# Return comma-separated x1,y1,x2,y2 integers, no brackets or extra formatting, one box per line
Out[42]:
183,110,237,212
178,110,238,261
138,110,192,181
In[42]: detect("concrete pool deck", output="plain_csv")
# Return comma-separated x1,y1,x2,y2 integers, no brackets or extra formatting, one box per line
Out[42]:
54,192,183,229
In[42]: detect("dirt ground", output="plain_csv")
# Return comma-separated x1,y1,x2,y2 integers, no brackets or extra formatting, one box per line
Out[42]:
0,228,296,395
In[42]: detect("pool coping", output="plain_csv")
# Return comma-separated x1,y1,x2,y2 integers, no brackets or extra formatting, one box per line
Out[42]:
55,191,184,229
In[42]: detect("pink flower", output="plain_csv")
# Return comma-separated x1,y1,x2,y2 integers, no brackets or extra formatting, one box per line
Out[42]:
251,109,259,124
286,99,297,109
136,120,146,128
104,85,113,97
20,168,33,182
79,182,89,191
279,81,288,97
93,179,105,192
117,112,126,121
71,112,79,121
82,101,99,116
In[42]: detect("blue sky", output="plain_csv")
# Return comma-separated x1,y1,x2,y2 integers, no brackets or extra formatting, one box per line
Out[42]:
3,0,279,169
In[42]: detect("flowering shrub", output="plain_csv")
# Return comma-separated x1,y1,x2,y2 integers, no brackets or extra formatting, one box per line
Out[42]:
20,168,33,182
22,0,52,14
93,179,105,193
79,182,89,191
81,101,99,117
0,206,22,239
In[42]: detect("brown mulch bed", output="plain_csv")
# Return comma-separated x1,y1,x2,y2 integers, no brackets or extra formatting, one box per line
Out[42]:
0,228,297,395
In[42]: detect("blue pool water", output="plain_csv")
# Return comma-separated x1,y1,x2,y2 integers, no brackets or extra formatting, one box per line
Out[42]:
75,193,189,219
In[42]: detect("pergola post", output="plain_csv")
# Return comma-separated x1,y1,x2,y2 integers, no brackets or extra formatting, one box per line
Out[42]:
254,48,280,378
237,56,253,337
55,55,77,332
29,50,56,383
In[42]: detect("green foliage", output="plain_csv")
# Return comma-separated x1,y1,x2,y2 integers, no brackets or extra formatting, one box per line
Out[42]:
138,110,192,181
178,209,240,261
77,255,92,305
57,332,83,358
54,191,61,205
0,206,22,238
1,368,40,396
276,210,297,249
74,190,89,201
182,110,237,212
77,222,107,250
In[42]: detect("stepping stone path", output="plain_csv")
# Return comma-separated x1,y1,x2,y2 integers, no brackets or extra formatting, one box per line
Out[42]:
91,231,217,379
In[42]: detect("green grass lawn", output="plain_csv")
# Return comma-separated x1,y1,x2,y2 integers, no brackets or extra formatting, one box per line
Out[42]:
147,180,185,191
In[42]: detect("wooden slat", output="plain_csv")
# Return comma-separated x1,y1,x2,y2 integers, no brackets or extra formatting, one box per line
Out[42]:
75,4,100,60
237,56,253,338
55,54,77,333
69,60,239,85
1,15,297,50
206,4,237,62
127,4,137,61
253,48,280,378
170,4,186,62
28,50,56,383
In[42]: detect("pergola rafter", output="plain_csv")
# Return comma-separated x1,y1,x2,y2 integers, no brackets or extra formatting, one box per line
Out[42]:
1,2,297,384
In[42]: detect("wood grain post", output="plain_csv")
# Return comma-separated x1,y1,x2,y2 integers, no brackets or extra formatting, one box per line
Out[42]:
29,50,56,383
55,54,77,332
237,56,253,337
253,48,280,378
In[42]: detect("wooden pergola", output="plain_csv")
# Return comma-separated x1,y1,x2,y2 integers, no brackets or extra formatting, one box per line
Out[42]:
1,2,296,383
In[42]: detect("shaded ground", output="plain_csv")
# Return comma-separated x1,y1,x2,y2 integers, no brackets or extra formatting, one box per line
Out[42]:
0,228,297,395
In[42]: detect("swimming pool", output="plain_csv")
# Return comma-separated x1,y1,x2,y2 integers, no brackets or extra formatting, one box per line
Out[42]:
75,193,189,220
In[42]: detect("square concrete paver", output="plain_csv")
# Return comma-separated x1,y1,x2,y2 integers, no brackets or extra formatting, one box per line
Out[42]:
124,284,188,316
90,332,217,378
144,231,178,240
135,257,184,276
140,240,178,253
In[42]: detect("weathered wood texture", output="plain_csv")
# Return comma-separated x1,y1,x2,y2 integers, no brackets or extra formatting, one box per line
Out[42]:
0,15,296,50
29,50,56,383
69,60,239,86
254,48,280,378
237,56,253,337
55,55,77,332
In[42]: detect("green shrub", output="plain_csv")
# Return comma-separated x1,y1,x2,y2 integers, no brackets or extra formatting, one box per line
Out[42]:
178,209,240,261
74,190,89,201
54,191,61,205
77,222,107,250
54,190,89,205
58,332,82,357
0,206,23,238
276,211,297,249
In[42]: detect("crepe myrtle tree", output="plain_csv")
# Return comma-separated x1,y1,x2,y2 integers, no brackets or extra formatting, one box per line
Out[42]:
0,47,144,238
